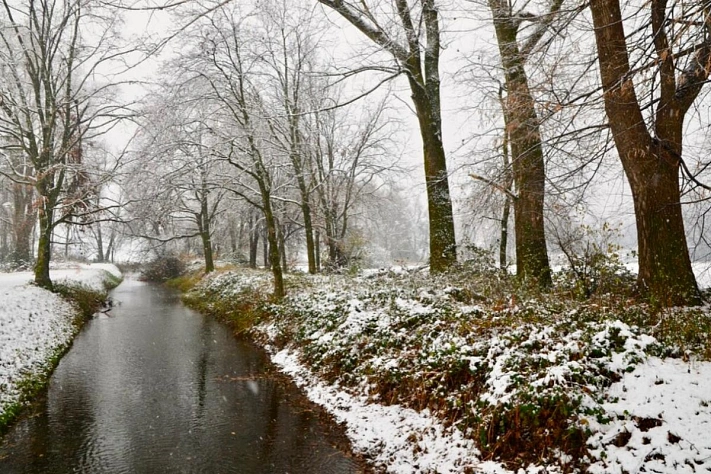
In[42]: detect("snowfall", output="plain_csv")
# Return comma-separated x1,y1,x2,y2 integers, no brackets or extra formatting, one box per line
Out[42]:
0,263,121,421
3,263,711,474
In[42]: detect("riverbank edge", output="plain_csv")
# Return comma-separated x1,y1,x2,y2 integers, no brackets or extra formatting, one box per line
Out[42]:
175,266,711,473
0,270,123,434
172,274,376,473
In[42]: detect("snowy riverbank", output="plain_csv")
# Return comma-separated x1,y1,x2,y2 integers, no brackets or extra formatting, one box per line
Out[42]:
0,263,122,428
184,267,711,473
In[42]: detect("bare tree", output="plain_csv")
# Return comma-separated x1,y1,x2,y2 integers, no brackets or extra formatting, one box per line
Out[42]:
589,0,709,305
316,0,457,273
176,6,289,297
257,0,323,274
309,96,397,269
0,0,131,288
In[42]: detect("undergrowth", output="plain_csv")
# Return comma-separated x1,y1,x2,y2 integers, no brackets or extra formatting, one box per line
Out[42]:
181,264,711,472
181,270,273,333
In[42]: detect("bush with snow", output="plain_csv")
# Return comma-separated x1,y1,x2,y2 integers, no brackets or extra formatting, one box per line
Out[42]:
185,266,711,473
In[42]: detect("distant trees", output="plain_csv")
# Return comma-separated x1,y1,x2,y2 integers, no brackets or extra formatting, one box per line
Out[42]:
308,96,397,270
120,0,401,296
0,147,35,266
129,88,227,274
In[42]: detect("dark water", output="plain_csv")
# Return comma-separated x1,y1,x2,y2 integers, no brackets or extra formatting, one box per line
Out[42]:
0,277,362,473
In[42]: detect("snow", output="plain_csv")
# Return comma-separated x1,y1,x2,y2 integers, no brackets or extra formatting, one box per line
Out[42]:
587,357,711,474
268,316,711,473
187,268,711,472
271,348,484,474
0,263,121,420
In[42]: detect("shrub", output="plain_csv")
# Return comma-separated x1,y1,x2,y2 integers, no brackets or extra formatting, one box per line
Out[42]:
53,282,109,319
140,254,186,282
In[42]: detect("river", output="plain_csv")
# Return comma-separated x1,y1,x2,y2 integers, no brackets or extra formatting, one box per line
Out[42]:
0,276,364,473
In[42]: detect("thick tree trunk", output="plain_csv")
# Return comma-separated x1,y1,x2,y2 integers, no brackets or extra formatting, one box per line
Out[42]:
631,159,698,304
590,0,702,305
34,209,53,290
317,0,457,273
200,228,215,273
410,88,457,274
489,7,551,286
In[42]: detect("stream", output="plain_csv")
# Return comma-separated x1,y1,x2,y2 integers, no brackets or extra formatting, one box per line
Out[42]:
0,276,363,473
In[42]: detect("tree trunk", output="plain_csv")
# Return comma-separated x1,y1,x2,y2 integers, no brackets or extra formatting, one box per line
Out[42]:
34,208,53,290
317,0,457,273
229,216,238,255
199,199,215,273
95,223,104,263
499,103,513,270
262,230,269,269
314,229,321,272
302,203,316,274
500,197,511,270
631,160,698,303
589,0,702,305
106,230,115,263
13,219,34,264
409,86,458,274
489,6,551,286
262,199,284,299
279,224,287,273
420,1,457,273
249,214,259,269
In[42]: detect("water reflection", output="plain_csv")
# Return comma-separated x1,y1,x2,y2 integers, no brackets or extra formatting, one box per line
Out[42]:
0,277,361,473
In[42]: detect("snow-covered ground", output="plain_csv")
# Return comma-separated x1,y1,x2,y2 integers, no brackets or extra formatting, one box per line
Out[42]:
191,268,711,473
588,357,711,474
0,263,121,421
267,325,711,473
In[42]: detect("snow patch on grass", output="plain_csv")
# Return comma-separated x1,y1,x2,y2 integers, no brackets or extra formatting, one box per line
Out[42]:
587,357,711,474
271,348,486,474
0,263,121,424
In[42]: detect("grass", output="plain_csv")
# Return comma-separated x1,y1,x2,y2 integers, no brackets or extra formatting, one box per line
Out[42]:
180,268,273,334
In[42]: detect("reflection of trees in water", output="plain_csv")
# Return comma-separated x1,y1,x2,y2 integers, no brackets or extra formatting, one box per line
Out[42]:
195,316,211,418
